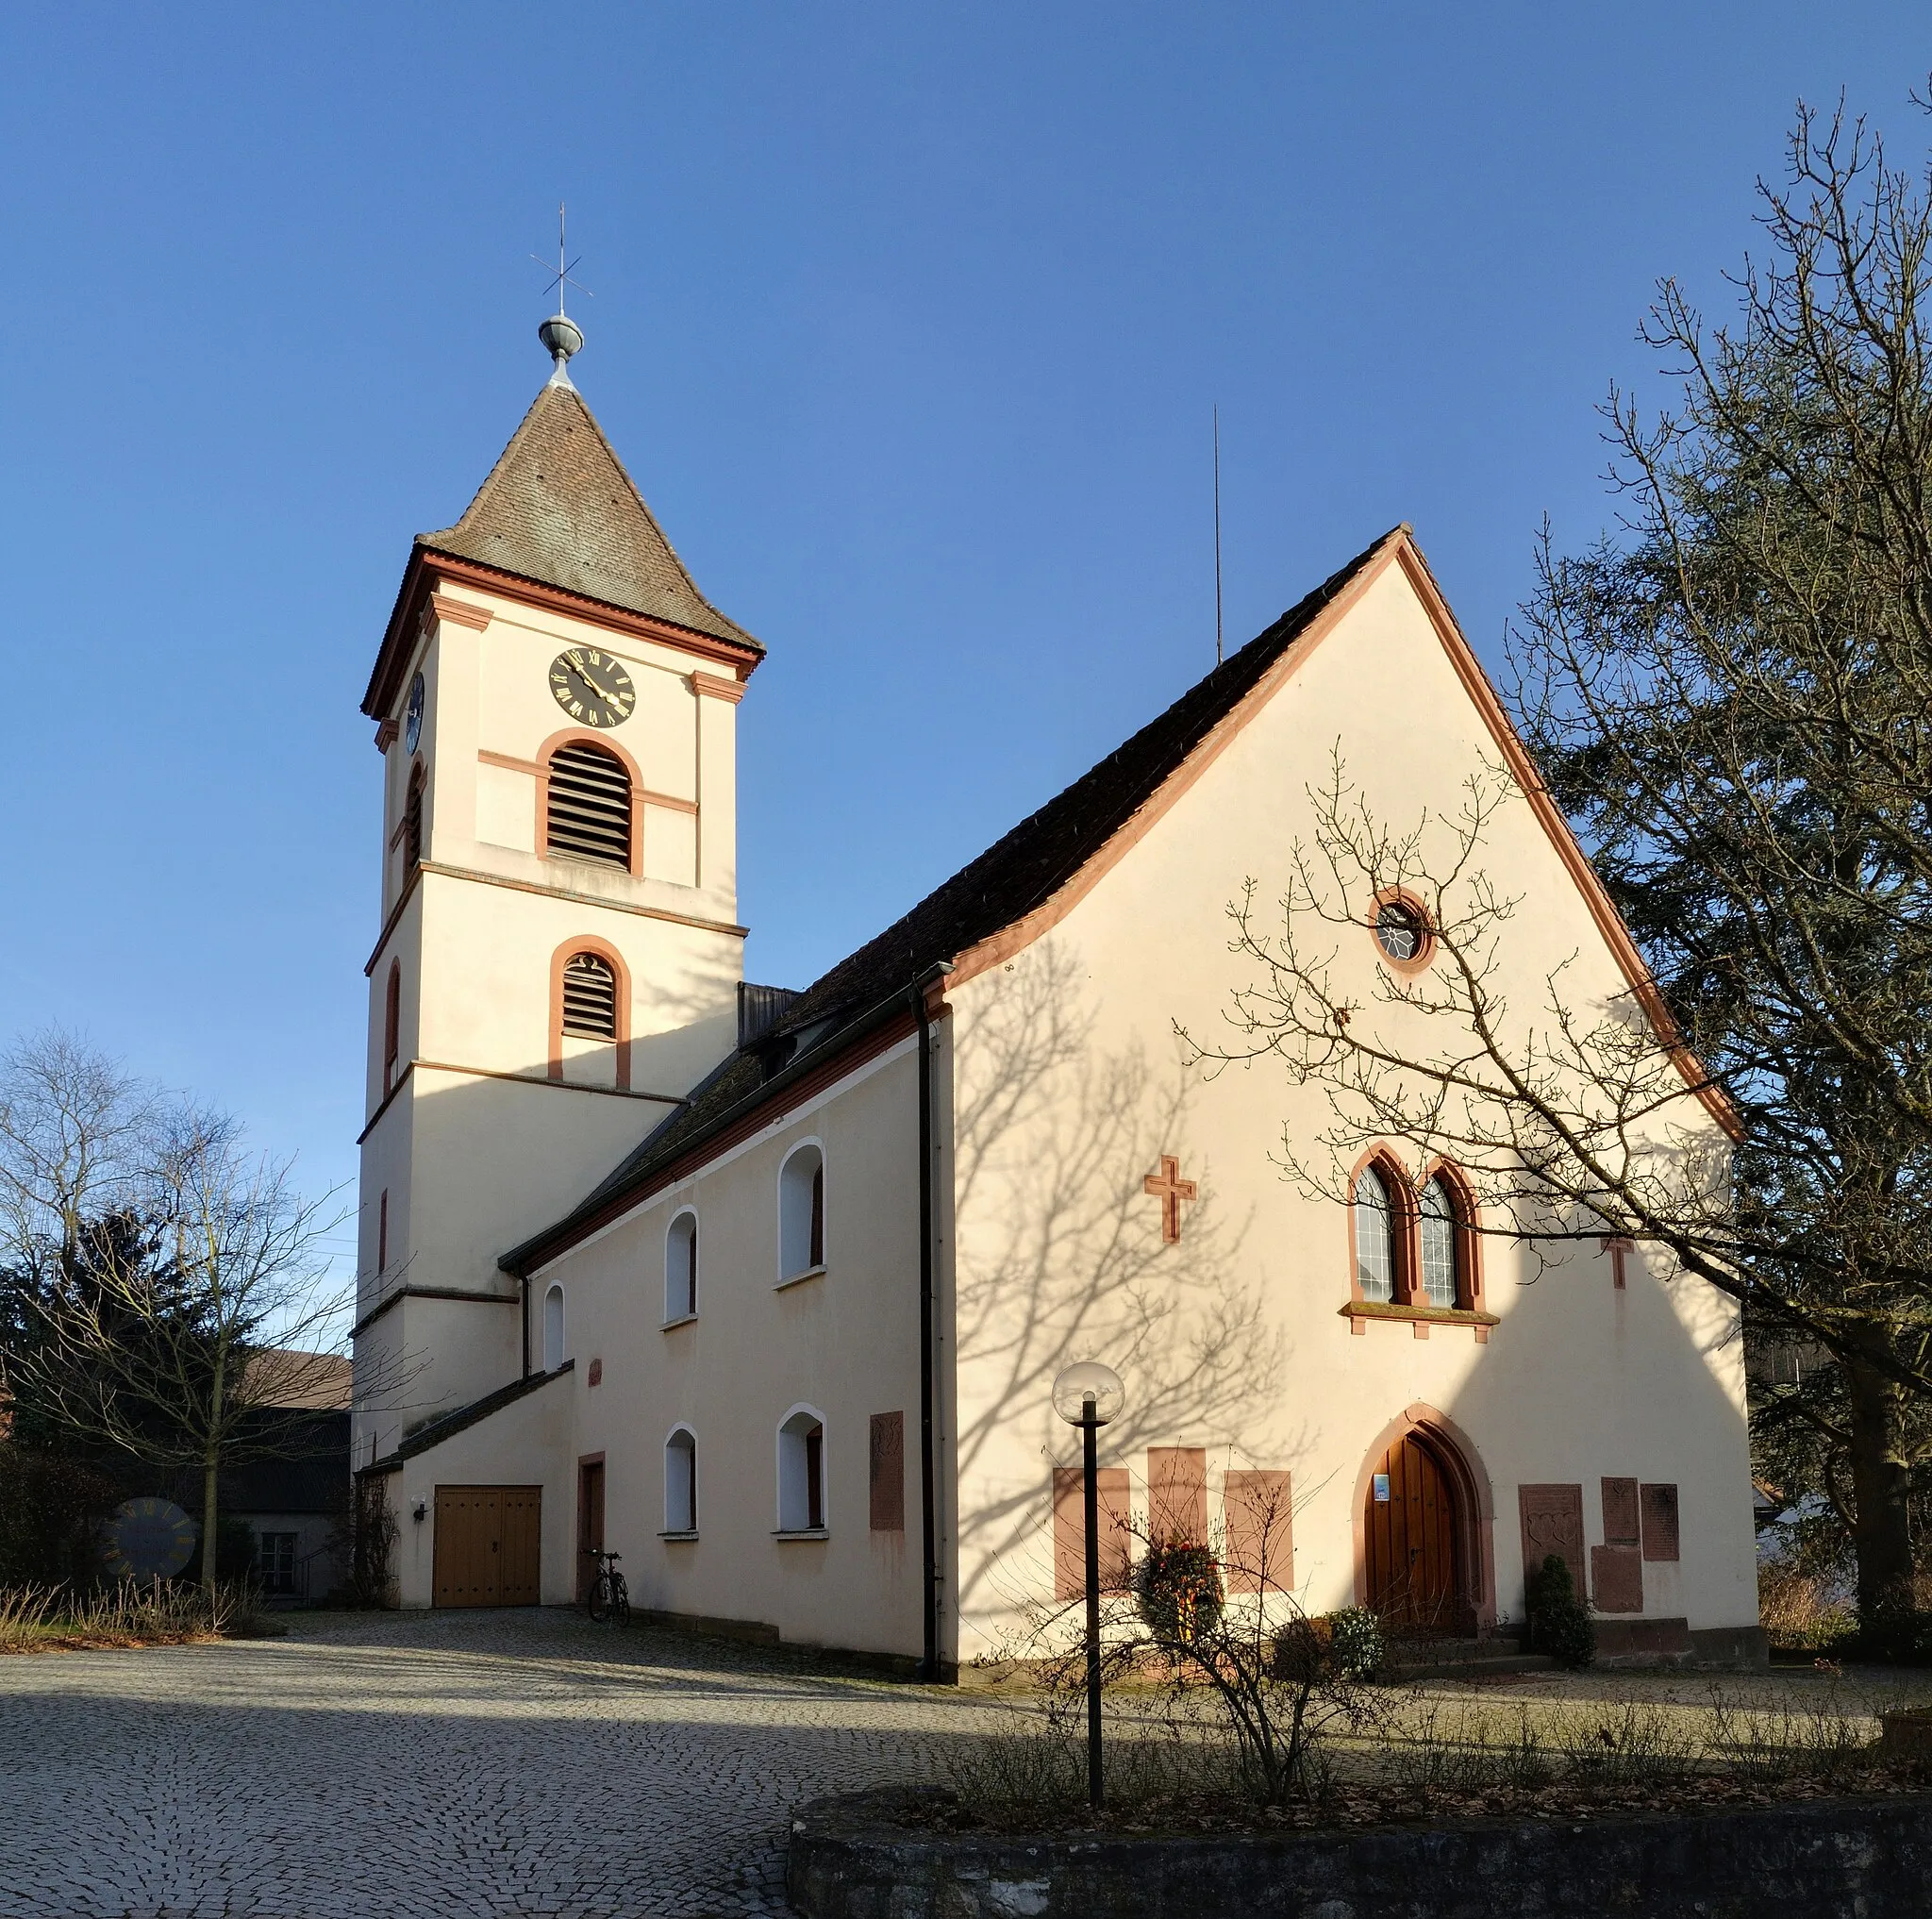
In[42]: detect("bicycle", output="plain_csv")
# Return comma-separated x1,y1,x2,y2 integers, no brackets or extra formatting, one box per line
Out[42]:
582,1547,630,1624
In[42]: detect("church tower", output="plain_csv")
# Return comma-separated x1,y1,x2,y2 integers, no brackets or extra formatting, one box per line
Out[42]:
352,314,761,1462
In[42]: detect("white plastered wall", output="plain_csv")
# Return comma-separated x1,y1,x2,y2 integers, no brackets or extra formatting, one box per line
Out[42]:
520,1037,928,1658
353,579,750,1470
942,558,1756,1661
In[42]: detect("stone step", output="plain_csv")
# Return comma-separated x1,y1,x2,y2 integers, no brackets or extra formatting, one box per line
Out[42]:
1386,1637,1557,1680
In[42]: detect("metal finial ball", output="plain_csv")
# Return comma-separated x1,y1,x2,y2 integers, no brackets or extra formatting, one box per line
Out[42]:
539,312,584,366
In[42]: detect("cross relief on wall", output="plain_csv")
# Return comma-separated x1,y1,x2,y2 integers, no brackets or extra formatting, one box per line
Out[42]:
1143,1154,1197,1243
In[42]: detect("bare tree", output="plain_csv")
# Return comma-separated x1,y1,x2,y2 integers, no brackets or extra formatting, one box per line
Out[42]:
0,1030,159,1285
1181,96,1932,1640
0,1034,352,1589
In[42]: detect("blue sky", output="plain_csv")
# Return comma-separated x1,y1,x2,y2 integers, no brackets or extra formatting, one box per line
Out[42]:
0,5,1924,1243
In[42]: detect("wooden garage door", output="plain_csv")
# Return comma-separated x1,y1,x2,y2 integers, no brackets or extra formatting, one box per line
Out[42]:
432,1486,541,1607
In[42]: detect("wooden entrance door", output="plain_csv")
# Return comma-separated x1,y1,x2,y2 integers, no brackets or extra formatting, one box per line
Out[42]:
576,1459,605,1606
432,1486,542,1607
1364,1434,1459,1630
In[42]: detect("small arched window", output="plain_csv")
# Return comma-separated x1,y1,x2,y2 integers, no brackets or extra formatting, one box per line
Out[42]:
665,1427,697,1534
543,1283,566,1371
404,762,425,869
777,1408,826,1532
383,962,402,1094
665,1210,698,1322
1354,1164,1397,1304
778,1143,825,1283
561,952,618,1042
546,741,632,869
1419,1171,1476,1310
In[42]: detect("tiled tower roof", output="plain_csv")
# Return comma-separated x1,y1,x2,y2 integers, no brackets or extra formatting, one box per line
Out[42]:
418,380,760,655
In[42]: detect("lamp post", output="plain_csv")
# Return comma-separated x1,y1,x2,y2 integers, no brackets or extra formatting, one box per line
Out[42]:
1052,1360,1124,1809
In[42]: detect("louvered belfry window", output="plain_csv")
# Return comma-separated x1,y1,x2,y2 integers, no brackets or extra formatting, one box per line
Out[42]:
546,743,632,867
404,765,425,868
561,952,618,1041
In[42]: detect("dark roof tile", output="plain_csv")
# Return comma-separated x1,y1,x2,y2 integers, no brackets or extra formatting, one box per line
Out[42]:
504,525,1401,1272
420,381,760,653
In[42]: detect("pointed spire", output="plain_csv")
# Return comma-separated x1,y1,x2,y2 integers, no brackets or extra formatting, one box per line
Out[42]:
417,381,760,655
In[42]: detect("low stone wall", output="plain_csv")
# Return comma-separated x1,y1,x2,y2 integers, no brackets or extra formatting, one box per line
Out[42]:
789,1787,1932,1918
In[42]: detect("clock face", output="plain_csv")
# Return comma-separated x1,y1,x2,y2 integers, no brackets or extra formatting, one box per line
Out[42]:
405,673,425,755
548,648,636,728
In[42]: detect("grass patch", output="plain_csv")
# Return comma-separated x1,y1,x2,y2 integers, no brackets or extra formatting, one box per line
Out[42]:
924,1678,1928,1835
0,1581,286,1653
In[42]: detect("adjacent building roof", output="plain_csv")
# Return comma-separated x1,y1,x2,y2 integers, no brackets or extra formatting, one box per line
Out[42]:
418,381,761,655
242,1347,354,1411
502,525,1403,1275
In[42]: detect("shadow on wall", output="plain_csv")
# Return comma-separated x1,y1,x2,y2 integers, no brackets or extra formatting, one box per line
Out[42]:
950,942,1291,1621
350,946,735,1457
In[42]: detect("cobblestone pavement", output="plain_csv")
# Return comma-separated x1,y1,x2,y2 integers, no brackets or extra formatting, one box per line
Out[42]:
0,1609,1007,1919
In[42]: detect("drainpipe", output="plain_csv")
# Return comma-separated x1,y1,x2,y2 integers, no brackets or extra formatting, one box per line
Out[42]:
520,1272,531,1380
913,960,953,1681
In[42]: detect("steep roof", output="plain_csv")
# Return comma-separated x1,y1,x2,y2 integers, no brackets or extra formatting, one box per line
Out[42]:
503,526,1402,1274
418,380,761,654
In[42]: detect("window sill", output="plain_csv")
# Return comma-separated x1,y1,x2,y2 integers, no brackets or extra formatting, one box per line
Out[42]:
1340,1299,1498,1343
660,1312,698,1331
773,1527,829,1542
658,1529,699,1543
774,1265,827,1293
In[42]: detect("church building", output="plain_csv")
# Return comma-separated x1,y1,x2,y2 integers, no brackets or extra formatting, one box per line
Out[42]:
351,315,1764,1673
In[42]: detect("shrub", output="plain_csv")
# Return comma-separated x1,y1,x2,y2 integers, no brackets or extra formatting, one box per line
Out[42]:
1135,1538,1224,1644
1270,1608,1387,1684
1525,1553,1596,1668
1757,1557,1855,1652
0,1446,115,1588
1325,1607,1387,1679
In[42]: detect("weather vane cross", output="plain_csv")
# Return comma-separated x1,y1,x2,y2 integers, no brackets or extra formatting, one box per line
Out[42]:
532,202,593,318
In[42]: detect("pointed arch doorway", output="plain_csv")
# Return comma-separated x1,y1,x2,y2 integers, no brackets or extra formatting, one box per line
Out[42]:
1357,1410,1494,1635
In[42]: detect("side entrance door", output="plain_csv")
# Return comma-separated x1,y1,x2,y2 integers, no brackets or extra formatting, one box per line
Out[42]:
1363,1434,1458,1630
432,1485,542,1607
576,1458,605,1606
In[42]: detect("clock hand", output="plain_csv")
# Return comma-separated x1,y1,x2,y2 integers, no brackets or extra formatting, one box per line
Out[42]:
576,666,625,705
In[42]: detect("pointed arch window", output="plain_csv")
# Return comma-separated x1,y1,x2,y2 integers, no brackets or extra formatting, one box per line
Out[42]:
546,741,632,868
1344,1150,1491,1336
1419,1176,1458,1308
1420,1168,1479,1310
1353,1163,1398,1304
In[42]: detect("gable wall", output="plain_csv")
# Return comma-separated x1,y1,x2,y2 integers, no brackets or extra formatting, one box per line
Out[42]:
945,559,1755,1657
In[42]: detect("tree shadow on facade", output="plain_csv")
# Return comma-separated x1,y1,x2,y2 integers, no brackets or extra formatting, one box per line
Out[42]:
950,942,1291,1624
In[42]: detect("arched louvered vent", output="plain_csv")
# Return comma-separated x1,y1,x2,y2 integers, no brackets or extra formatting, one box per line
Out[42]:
561,952,618,1040
404,765,425,867
546,743,632,867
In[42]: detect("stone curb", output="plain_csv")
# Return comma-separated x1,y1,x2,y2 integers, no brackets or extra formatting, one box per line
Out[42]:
788,1785,1932,1918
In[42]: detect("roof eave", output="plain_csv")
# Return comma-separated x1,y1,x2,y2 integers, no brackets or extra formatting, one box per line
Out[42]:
360,541,765,725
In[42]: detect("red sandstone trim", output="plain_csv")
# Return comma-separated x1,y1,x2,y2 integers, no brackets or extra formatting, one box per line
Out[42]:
549,936,633,1091
1370,885,1438,979
1350,1402,1497,1628
536,727,648,879
430,592,493,631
